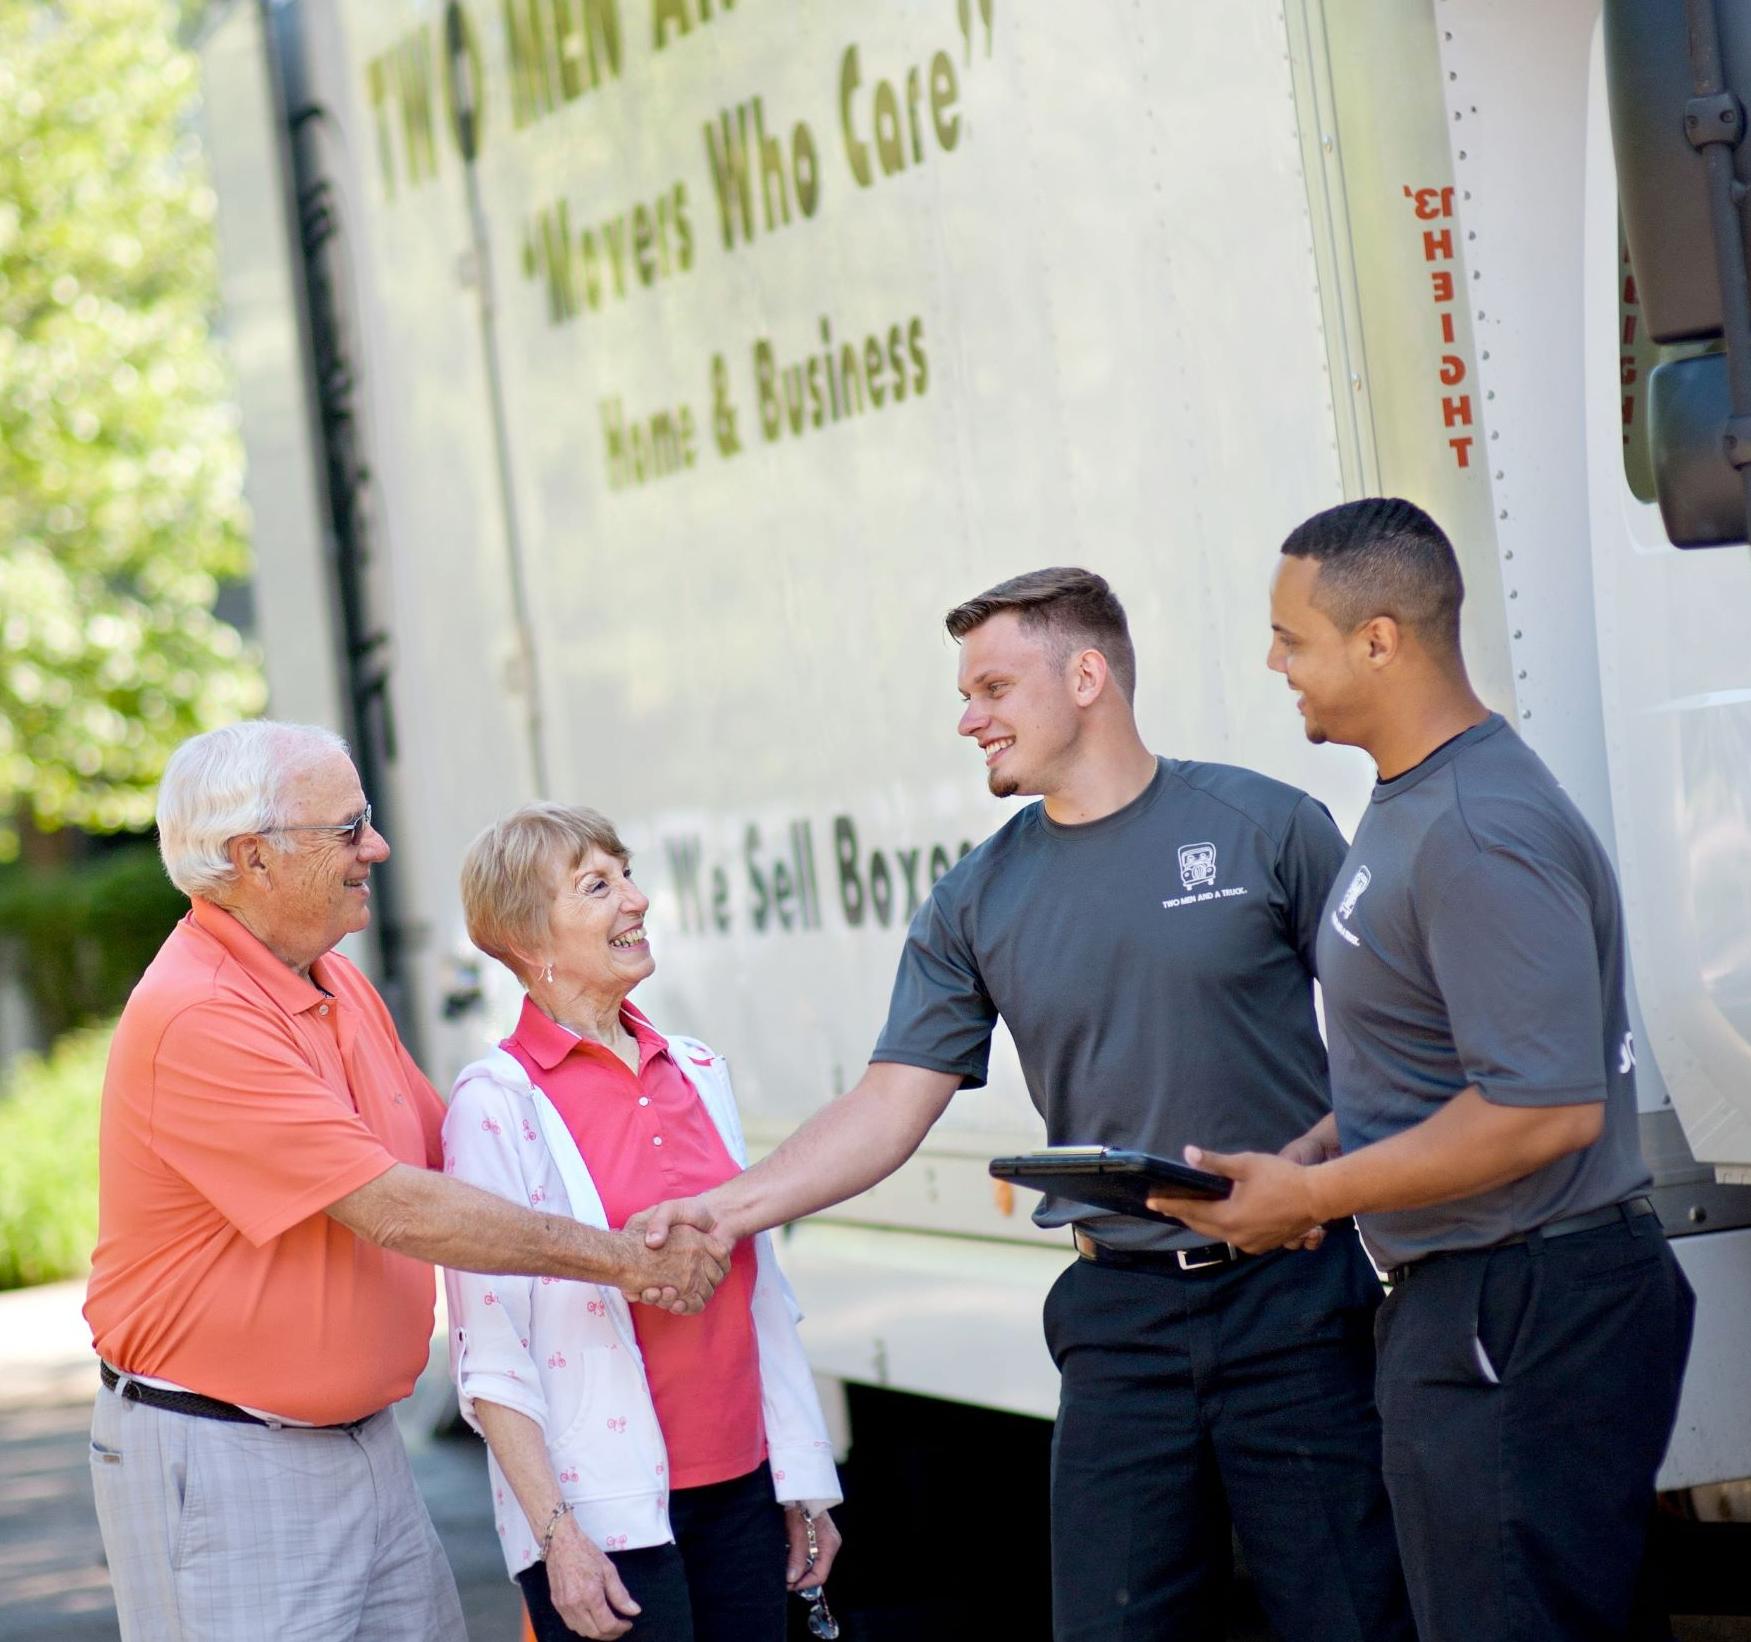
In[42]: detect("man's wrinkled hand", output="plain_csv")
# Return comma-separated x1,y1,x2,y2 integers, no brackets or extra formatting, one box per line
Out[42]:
1147,1145,1324,1254
632,1196,715,1250
619,1209,732,1315
624,1197,727,1309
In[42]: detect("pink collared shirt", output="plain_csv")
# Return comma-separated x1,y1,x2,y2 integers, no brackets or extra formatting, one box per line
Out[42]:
502,996,765,1490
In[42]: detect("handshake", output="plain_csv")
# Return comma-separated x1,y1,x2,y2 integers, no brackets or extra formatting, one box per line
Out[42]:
617,1198,733,1315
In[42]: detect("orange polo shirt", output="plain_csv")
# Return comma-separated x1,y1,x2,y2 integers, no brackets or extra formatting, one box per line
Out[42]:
84,899,447,1425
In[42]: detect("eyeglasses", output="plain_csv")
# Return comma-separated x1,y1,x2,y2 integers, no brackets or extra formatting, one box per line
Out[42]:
265,804,373,849
795,1586,839,1641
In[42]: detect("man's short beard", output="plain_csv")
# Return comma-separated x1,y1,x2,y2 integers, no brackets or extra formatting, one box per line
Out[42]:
988,771,1020,798
1304,725,1328,746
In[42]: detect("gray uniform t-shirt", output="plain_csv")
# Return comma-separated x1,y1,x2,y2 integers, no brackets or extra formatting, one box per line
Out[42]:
1315,715,1649,1269
873,757,1349,1249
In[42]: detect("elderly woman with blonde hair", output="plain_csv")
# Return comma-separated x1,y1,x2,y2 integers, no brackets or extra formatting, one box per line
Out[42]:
444,803,842,1642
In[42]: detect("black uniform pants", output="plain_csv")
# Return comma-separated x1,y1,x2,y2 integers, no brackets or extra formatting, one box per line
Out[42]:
1044,1224,1415,1642
1375,1212,1695,1642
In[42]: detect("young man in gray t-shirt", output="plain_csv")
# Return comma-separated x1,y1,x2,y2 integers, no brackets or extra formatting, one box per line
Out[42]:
1154,498,1694,1641
639,567,1414,1641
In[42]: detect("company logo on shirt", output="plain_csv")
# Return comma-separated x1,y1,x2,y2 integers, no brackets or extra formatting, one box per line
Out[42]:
1177,842,1218,890
1162,841,1248,910
1619,1030,1636,1075
1329,864,1372,947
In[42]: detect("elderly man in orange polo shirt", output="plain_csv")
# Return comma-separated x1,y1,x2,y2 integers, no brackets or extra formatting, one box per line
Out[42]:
82,720,730,1642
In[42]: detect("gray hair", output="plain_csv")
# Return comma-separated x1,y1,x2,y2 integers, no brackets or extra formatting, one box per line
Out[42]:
157,720,350,899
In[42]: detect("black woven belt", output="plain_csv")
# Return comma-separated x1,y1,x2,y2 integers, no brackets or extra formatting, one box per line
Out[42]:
1074,1227,1251,1274
99,1362,370,1430
1386,1195,1659,1288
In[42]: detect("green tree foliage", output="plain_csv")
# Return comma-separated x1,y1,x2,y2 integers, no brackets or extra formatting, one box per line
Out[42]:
0,0,265,855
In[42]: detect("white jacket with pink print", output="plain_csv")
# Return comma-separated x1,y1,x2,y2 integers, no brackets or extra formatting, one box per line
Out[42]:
441,1032,842,1579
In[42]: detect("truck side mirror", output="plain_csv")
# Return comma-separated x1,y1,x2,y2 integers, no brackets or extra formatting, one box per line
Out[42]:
1605,0,1751,544
1650,352,1744,545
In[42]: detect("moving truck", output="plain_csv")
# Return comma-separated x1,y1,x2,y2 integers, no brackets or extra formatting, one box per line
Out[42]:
198,0,1751,1594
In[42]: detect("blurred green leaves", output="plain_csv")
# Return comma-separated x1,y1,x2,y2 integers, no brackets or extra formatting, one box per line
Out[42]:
0,0,266,855
0,842,185,1043
0,1017,110,1289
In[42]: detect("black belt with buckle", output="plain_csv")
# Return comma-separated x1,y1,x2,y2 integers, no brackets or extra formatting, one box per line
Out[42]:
1386,1195,1659,1288
1073,1226,1250,1274
99,1362,371,1431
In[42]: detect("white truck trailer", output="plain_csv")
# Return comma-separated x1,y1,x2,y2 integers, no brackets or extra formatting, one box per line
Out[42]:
198,0,1751,1588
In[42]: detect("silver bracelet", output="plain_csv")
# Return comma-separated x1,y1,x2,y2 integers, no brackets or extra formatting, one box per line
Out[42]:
540,1499,573,1560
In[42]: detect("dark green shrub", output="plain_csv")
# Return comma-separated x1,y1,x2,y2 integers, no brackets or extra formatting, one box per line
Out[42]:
0,843,185,1045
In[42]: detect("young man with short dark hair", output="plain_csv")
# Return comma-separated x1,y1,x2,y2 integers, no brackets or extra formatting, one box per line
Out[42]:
1154,498,1694,1640
644,566,1414,1641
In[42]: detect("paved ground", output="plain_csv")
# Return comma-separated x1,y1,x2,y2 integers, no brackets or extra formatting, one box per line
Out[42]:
1,1278,1745,1642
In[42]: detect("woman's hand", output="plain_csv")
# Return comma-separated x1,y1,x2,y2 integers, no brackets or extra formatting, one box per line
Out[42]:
783,1504,842,1590
544,1517,642,1639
